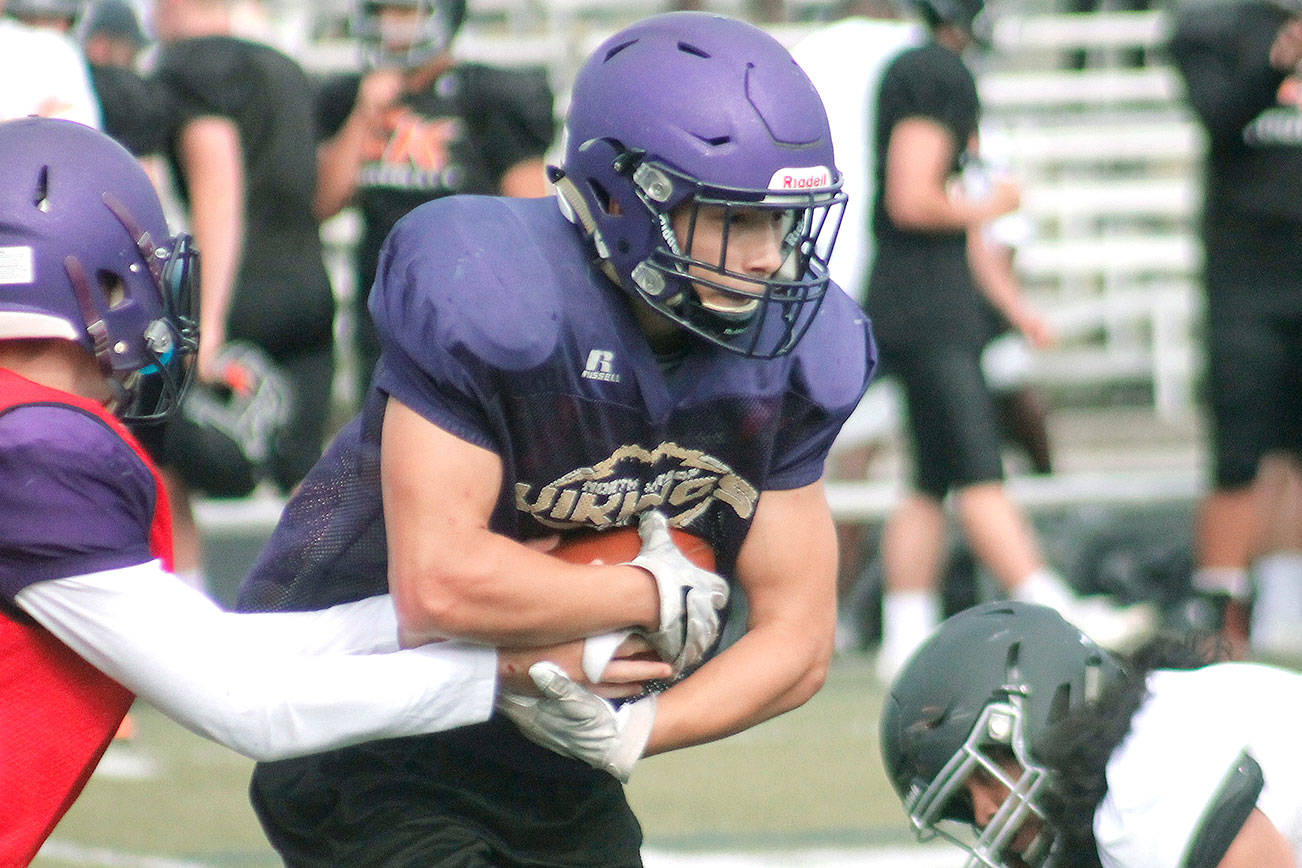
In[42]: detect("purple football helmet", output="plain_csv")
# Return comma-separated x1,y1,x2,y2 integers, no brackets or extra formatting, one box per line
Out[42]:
557,11,846,359
0,117,198,422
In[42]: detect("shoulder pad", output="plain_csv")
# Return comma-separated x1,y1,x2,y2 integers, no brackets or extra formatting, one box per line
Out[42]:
370,196,566,372
789,284,877,414
1183,751,1264,868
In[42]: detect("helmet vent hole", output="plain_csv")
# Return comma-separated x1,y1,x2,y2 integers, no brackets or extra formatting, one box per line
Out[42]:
676,41,711,59
97,270,128,310
693,134,732,147
1004,641,1021,680
603,39,637,62
1048,683,1071,723
34,166,51,213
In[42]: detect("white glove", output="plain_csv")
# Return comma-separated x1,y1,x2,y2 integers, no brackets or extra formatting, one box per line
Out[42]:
496,662,658,783
625,510,728,674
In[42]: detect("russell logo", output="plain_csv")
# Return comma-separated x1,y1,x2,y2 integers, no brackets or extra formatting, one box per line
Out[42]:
582,349,621,383
768,166,832,191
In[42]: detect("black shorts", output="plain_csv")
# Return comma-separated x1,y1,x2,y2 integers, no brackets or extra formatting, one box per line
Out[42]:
249,722,643,868
1203,291,1302,488
879,340,1005,498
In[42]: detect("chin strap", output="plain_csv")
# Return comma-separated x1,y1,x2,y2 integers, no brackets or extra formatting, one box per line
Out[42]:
549,168,626,289
63,255,115,380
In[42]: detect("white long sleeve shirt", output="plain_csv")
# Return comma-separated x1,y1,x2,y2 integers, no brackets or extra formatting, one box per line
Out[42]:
16,562,497,761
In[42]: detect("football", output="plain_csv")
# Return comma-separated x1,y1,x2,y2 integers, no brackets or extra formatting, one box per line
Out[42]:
553,525,716,572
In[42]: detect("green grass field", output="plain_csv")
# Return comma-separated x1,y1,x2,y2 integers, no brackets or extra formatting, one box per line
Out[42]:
35,652,930,867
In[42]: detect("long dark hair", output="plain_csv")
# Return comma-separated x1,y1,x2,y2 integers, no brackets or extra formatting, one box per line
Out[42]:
1032,633,1220,866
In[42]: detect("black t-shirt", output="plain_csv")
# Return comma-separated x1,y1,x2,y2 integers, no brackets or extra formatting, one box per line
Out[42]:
315,62,555,298
866,42,983,348
1170,1,1302,294
154,36,335,355
90,64,174,157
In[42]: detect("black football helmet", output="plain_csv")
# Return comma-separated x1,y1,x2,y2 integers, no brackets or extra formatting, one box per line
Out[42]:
880,601,1125,867
353,0,465,68
908,0,989,44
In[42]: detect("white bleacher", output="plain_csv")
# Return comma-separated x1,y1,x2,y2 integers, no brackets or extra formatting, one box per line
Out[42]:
977,10,1205,424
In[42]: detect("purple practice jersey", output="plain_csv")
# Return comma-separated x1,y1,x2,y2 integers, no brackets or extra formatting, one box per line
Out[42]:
0,402,160,605
238,194,875,615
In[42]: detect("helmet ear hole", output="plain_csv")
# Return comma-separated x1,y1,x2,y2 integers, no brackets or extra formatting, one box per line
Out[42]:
588,179,613,216
97,270,127,310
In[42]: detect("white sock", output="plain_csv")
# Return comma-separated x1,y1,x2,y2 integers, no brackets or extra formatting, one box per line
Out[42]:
1251,551,1302,654
1192,566,1251,601
1011,569,1077,610
880,590,942,654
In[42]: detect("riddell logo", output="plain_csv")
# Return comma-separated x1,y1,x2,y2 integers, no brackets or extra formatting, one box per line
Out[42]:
769,166,831,191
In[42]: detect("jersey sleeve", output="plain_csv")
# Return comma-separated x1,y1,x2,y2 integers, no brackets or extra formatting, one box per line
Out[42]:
766,287,878,489
463,64,556,180
314,72,362,142
878,45,977,150
16,563,499,761
368,197,562,453
0,405,156,602
154,40,246,122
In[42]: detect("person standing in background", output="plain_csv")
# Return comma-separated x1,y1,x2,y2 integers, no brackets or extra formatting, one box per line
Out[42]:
0,0,100,125
791,0,922,649
314,0,555,407
1170,0,1302,663
79,0,173,159
865,0,1155,681
138,0,338,592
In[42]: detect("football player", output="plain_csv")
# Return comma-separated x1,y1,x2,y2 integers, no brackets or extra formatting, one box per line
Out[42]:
881,601,1302,867
0,117,668,866
234,10,876,866
864,0,1155,684
314,0,555,408
0,0,100,126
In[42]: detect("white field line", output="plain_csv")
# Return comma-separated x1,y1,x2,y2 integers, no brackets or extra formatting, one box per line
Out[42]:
36,841,963,868
35,841,207,868
643,845,964,867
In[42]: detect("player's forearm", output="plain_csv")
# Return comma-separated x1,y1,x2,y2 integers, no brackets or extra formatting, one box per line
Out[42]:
179,116,243,358
637,482,839,755
967,229,1025,322
389,531,660,648
233,594,403,654
643,618,835,756
16,564,499,760
314,128,366,220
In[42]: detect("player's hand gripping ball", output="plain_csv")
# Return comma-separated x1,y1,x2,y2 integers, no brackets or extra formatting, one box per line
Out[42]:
555,512,727,678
